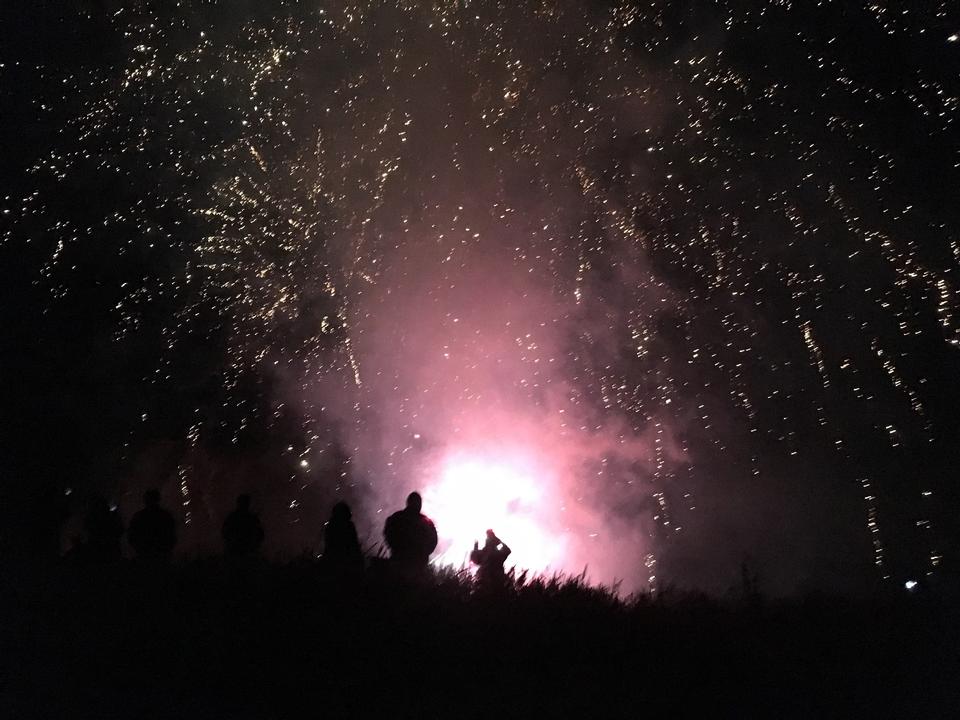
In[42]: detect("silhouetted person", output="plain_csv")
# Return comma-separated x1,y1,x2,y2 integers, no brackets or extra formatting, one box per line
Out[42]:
82,494,124,562
323,501,363,576
222,494,264,557
384,491,438,578
470,529,511,587
128,489,177,561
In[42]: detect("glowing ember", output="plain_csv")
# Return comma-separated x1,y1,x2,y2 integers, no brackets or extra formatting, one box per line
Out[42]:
423,448,566,573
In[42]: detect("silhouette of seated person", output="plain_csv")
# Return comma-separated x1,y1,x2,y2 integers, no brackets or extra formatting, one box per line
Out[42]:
470,529,512,587
82,494,124,562
384,491,438,577
128,488,177,561
222,494,265,558
323,501,363,575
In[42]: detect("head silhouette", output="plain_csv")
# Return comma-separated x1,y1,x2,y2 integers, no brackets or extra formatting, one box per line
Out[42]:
406,492,422,513
143,489,161,508
331,501,352,522
236,494,251,512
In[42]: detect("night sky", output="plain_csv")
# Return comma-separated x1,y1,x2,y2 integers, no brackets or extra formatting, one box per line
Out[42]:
3,1,959,594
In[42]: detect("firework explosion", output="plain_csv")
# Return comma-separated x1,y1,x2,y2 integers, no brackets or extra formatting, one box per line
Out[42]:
5,1,960,592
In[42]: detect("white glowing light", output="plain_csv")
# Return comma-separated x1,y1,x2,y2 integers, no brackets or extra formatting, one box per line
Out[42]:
422,449,565,573
904,579,918,591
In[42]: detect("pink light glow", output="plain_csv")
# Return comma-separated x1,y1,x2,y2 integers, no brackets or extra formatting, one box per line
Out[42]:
423,446,568,573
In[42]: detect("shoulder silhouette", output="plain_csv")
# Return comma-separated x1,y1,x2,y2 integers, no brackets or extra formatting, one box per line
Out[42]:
128,488,177,561
384,491,438,576
222,494,264,557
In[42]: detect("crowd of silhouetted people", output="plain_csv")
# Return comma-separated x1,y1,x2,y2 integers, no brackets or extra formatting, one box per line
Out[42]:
68,488,512,587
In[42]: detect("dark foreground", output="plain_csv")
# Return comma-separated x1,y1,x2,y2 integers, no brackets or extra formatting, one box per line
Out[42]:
2,560,958,719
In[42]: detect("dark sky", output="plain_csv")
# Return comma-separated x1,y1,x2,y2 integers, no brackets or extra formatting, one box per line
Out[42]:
2,1,959,594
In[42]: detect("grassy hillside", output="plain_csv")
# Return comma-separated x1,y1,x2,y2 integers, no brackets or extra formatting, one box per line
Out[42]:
3,559,957,718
